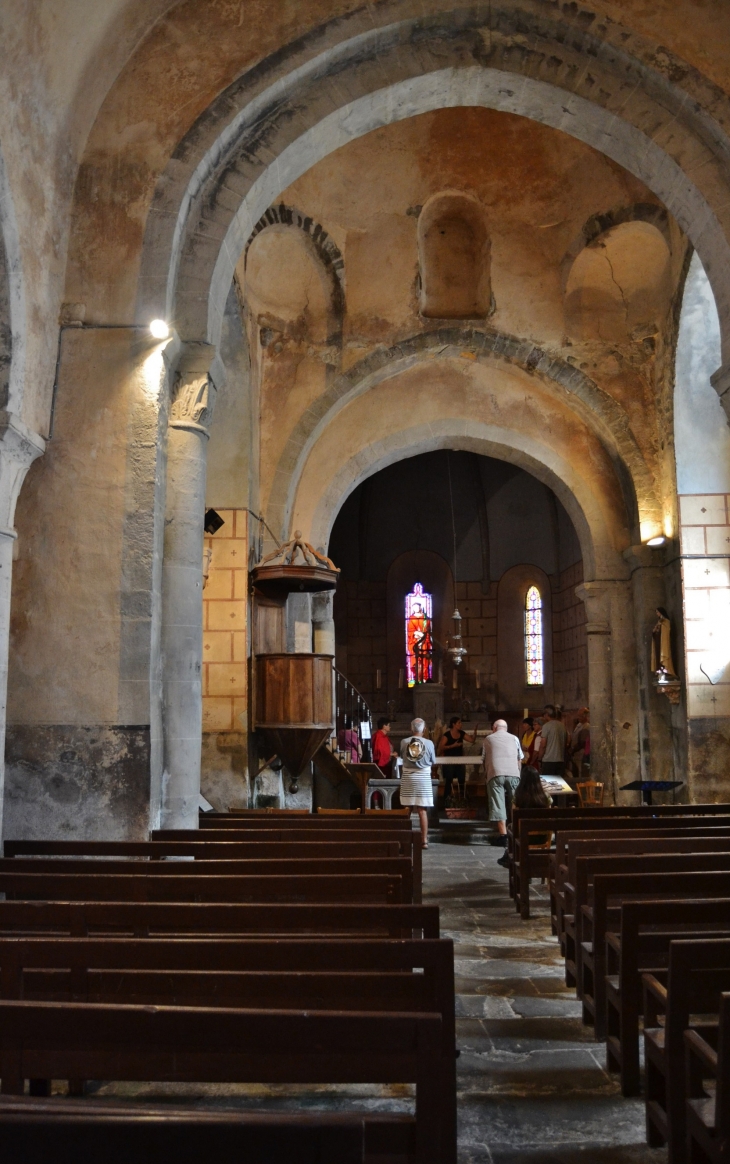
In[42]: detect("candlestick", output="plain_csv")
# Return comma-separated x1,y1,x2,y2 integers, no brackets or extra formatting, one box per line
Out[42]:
476,669,481,690
452,669,458,690
523,707,528,720
398,668,404,689
376,668,382,690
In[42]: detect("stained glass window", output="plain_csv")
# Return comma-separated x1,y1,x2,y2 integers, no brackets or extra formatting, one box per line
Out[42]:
525,585,544,686
405,582,433,686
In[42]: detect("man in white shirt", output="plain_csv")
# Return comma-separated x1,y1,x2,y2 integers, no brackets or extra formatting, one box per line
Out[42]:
483,719,524,847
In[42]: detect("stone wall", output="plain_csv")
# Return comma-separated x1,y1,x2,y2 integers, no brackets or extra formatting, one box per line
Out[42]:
201,508,249,810
552,559,588,711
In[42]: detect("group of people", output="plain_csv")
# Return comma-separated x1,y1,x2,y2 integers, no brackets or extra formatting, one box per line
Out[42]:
368,705,590,852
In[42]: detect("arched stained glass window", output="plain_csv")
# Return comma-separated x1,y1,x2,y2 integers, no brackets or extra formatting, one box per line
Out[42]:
525,586,544,686
405,582,433,687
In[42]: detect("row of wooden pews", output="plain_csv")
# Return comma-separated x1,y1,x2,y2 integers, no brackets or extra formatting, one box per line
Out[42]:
506,800,730,1164
0,809,456,1163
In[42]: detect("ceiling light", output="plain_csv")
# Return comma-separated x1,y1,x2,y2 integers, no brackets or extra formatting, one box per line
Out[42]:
646,536,666,547
149,319,170,339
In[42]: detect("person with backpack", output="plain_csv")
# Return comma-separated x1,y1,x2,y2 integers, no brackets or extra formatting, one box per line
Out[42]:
399,717,436,849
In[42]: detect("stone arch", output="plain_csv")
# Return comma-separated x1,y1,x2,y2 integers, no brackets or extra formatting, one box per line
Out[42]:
560,203,673,289
115,6,730,409
417,192,490,319
564,220,673,343
267,328,652,547
294,416,625,585
244,203,344,321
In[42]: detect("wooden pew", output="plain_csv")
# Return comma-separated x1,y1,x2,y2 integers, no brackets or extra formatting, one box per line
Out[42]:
643,937,730,1164
0,934,455,1144
570,854,730,1028
3,839,403,859
198,814,413,828
560,836,730,987
0,858,414,905
685,990,730,1164
0,1002,451,1164
153,828,423,903
511,808,730,919
551,825,730,944
604,898,730,1095
582,872,730,1034
0,871,405,905
0,900,440,939
0,1105,373,1164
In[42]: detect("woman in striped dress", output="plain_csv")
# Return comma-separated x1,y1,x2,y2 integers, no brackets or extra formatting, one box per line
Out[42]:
399,718,436,849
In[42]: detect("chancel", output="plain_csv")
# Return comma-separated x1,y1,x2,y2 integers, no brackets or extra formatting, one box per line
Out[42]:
0,2,730,1160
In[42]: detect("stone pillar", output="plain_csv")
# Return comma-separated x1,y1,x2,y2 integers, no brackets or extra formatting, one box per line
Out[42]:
576,579,640,802
0,412,45,839
160,344,217,829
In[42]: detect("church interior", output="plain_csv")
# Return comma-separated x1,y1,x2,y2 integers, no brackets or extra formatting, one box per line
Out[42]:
1,1,730,1160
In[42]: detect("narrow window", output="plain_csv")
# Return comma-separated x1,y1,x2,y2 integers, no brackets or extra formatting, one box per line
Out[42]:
525,586,544,686
405,582,433,686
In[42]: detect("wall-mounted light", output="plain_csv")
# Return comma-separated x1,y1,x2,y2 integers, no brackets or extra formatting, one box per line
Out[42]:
646,536,666,547
149,319,170,340
204,508,225,535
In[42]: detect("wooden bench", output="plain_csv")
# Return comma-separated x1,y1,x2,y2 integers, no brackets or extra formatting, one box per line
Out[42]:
511,808,730,918
643,937,730,1164
0,858,415,905
0,1002,451,1163
3,839,403,859
582,872,730,1036
0,934,455,1143
560,836,730,989
685,990,730,1164
0,1104,374,1164
571,855,730,1030
604,898,730,1095
551,824,730,946
198,815,413,828
0,871,406,905
0,900,440,939
153,828,423,902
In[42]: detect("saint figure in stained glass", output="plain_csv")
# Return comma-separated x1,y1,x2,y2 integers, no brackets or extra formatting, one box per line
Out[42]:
405,583,433,686
525,585,544,686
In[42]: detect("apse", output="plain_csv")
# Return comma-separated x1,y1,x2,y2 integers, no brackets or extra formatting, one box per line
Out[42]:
328,449,586,718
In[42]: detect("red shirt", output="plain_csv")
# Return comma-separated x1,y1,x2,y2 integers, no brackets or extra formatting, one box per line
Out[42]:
372,730,392,769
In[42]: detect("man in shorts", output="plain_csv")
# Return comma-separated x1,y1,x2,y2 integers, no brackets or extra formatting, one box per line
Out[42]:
483,719,523,847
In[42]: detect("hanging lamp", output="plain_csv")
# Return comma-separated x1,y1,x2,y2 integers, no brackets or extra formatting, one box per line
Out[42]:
446,453,467,668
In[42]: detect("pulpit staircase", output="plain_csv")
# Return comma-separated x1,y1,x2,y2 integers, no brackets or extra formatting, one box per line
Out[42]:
313,668,374,793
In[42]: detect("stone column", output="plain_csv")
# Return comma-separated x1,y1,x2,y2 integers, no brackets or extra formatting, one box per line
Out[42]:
0,412,45,839
576,579,640,802
160,343,217,829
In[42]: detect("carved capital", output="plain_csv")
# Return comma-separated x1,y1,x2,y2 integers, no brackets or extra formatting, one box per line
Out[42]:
168,341,218,436
0,411,45,534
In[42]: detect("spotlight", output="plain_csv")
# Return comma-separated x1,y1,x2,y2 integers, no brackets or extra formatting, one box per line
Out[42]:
149,319,170,339
204,508,225,535
646,536,666,547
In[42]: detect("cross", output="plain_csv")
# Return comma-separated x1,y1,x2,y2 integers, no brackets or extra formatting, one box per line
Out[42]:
701,507,707,513
705,568,711,575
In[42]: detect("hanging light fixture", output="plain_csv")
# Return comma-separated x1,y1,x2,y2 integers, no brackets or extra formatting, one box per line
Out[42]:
446,453,467,668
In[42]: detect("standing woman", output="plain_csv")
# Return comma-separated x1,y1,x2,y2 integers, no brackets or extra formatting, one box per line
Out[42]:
438,716,479,800
399,717,437,849
520,718,542,770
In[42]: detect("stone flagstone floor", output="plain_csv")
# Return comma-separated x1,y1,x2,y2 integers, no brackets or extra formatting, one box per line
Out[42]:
430,842,667,1163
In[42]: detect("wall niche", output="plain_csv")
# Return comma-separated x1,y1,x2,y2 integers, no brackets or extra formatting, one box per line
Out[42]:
418,193,490,319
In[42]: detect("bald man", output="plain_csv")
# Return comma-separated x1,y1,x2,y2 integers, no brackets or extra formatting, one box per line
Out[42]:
483,719,524,847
